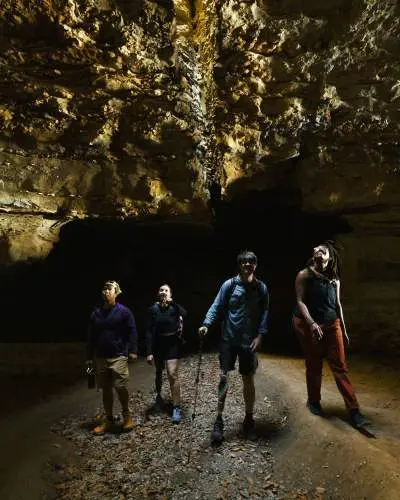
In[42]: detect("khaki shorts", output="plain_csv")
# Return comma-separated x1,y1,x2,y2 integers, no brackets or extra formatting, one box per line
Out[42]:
96,356,129,389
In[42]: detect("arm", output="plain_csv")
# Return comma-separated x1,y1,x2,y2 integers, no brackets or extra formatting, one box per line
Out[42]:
295,269,323,340
125,309,138,358
336,280,350,345
173,303,186,337
203,280,231,327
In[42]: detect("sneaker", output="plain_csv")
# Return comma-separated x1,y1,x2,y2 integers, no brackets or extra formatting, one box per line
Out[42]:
349,409,368,429
306,400,323,416
121,416,134,432
211,417,224,445
92,416,113,436
172,407,182,424
242,415,257,440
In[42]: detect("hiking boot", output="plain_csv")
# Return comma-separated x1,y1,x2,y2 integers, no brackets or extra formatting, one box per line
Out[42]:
211,417,224,445
349,409,368,429
92,417,113,436
242,415,257,441
121,416,134,432
306,400,323,416
172,406,182,424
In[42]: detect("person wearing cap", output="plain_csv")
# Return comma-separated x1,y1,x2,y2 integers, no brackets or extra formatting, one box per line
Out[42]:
87,280,138,435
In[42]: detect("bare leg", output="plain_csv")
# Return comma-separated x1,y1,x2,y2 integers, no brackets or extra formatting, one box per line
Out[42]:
242,374,255,416
166,359,181,407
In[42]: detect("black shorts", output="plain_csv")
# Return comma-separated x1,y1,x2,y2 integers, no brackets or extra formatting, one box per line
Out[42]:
154,335,182,366
219,342,258,375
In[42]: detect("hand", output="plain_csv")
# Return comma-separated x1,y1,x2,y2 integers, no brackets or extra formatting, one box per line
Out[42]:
250,335,262,352
128,353,138,361
310,322,323,341
198,326,208,337
146,354,154,365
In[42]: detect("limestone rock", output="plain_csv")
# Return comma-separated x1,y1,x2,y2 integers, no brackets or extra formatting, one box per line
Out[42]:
0,1,400,354
0,0,211,264
1,0,398,238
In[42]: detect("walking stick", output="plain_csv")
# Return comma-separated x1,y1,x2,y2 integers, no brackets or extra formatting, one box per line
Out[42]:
186,336,204,464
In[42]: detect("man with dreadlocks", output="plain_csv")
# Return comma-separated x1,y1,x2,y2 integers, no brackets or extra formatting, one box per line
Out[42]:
293,241,368,429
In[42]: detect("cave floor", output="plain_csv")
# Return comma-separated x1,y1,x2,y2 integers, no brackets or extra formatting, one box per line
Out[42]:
0,345,399,499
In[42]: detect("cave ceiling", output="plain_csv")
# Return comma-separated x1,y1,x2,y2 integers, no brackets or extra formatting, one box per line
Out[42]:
0,0,399,261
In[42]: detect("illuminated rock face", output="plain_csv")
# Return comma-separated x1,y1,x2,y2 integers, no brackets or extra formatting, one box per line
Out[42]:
1,0,400,258
0,0,213,261
217,0,400,208
0,1,400,353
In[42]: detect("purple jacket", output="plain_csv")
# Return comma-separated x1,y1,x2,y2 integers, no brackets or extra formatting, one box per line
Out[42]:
88,303,138,359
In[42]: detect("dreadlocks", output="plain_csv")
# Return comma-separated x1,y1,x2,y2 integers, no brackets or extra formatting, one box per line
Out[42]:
322,240,342,280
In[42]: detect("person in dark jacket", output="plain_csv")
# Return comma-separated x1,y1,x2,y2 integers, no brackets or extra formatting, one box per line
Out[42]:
146,283,186,424
87,280,138,435
199,250,269,444
293,241,368,429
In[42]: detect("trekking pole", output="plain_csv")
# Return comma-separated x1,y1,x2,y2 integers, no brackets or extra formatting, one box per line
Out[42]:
186,336,204,464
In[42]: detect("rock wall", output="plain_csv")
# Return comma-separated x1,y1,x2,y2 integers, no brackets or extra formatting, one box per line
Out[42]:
216,0,400,206
338,223,400,356
0,0,399,352
1,0,399,251
0,0,212,260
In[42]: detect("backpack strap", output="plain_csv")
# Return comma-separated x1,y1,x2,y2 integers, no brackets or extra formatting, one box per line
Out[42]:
223,277,267,313
223,277,238,313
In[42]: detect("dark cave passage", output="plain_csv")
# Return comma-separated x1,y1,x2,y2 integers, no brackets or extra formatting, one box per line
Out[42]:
0,192,352,356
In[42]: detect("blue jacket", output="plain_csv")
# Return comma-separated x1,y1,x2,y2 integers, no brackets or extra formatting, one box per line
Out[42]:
202,276,269,346
88,303,138,359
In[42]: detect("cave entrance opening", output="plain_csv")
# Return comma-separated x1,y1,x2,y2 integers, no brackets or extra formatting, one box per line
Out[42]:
0,200,352,355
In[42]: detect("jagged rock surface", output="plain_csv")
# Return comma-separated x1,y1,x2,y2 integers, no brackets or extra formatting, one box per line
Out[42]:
0,0,400,352
0,0,211,261
1,0,399,255
216,0,400,209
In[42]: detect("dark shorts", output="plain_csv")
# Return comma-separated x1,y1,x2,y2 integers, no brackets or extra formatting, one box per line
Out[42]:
154,335,182,366
219,342,258,375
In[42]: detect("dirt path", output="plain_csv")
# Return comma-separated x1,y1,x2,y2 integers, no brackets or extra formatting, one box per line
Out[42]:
261,354,400,499
1,353,400,500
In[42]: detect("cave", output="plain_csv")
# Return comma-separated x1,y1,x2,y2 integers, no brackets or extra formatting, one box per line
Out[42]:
1,0,400,497
0,0,399,361
0,190,351,356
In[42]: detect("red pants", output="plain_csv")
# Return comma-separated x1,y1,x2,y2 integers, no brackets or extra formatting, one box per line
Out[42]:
293,317,359,410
